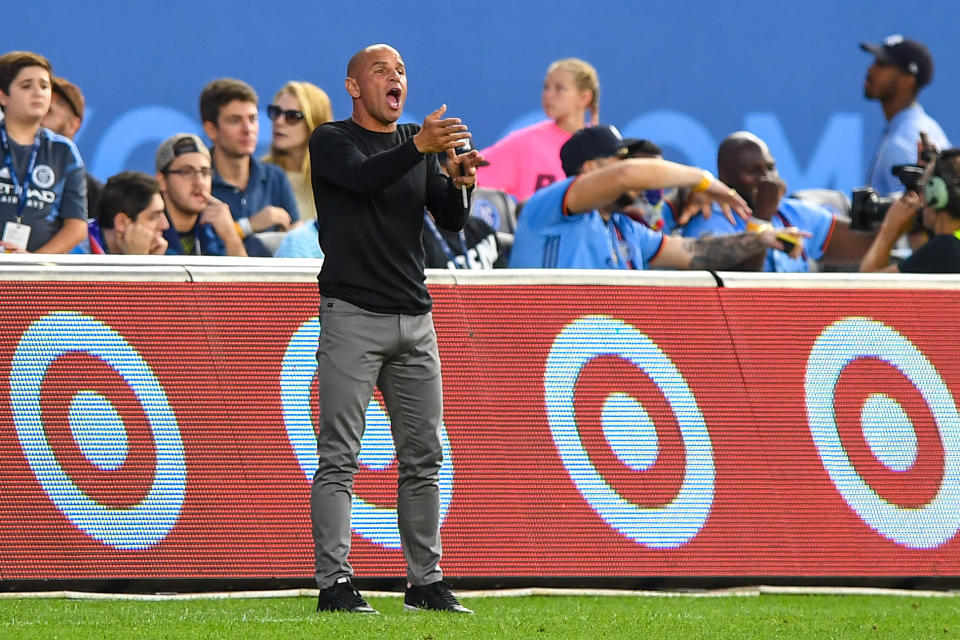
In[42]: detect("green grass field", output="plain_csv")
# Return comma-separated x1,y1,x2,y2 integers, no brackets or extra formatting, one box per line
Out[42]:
1,592,959,639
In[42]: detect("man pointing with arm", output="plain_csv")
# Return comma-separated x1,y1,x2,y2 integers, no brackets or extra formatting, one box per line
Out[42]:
509,125,803,270
308,43,482,615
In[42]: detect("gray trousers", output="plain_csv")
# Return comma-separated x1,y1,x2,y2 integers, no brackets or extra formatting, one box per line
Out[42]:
311,296,444,590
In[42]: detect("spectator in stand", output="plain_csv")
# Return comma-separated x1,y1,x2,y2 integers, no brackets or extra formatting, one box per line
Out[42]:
622,138,751,236
200,78,298,254
155,133,246,256
509,125,802,270
0,51,87,253
422,210,505,269
41,76,103,219
263,81,333,221
862,35,950,196
679,132,875,271
476,58,599,202
619,138,675,233
861,149,960,272
89,171,168,254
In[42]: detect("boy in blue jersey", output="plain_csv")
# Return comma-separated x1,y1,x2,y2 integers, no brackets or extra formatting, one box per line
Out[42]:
679,132,875,271
0,51,87,253
510,125,802,270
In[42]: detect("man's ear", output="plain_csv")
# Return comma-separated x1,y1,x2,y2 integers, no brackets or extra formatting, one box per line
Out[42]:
0,88,8,109
899,71,919,96
580,159,599,174
345,77,361,99
65,115,82,138
202,120,219,144
114,212,134,233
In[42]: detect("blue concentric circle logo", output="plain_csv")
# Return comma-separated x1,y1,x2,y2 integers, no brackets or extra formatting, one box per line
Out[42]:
10,311,186,550
544,315,715,549
805,317,960,549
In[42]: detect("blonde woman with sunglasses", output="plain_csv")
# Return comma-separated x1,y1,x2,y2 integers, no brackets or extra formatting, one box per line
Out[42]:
263,81,333,221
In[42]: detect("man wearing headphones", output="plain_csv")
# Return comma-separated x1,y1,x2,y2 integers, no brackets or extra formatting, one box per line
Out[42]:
860,149,960,272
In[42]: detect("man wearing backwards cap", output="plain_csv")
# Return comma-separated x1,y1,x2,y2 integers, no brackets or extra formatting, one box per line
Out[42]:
509,124,804,270
862,35,950,196
154,133,247,256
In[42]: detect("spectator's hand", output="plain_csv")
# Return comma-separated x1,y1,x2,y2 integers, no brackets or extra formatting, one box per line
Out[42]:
703,178,752,221
675,189,713,226
200,195,240,239
149,234,169,255
0,240,27,253
414,105,471,154
121,221,162,255
754,176,786,222
918,131,939,166
883,191,923,237
249,205,292,232
755,225,812,259
446,148,485,188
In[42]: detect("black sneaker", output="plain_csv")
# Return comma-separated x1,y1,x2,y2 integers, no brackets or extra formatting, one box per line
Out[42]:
404,581,473,613
316,577,379,614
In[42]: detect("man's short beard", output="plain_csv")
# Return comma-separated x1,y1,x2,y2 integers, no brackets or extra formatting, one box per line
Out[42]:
169,192,204,217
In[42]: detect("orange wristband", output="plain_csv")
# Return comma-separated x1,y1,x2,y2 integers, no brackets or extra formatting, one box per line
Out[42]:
692,170,714,193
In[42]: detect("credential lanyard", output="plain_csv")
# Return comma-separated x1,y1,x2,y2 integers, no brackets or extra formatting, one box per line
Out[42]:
423,212,472,269
607,217,637,270
0,124,41,222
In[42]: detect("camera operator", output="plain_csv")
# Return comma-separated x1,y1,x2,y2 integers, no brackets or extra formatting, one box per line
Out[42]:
860,149,960,272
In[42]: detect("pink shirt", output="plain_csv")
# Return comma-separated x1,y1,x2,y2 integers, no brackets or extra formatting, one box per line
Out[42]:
476,120,572,202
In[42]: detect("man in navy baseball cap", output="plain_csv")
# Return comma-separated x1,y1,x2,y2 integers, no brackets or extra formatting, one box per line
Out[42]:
861,35,933,89
559,124,628,177
862,35,951,196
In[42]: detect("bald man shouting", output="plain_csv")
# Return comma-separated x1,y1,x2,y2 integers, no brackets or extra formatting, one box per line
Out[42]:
307,43,482,615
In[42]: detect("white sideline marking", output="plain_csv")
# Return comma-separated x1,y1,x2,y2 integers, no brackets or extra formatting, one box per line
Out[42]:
0,586,958,601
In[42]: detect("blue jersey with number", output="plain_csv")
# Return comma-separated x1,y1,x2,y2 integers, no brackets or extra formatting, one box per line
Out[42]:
679,197,836,272
0,126,87,252
509,177,664,269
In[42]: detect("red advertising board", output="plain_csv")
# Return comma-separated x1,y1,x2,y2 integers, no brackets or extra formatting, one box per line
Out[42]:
1,280,958,581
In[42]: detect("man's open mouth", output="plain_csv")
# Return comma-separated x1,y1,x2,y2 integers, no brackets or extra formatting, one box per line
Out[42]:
386,88,402,109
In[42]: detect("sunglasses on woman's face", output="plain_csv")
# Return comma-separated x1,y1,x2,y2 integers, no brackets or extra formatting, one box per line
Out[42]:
267,104,305,124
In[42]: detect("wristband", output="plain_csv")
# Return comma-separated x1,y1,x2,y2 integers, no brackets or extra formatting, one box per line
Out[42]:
746,219,772,234
237,217,254,237
234,222,245,238
692,170,714,193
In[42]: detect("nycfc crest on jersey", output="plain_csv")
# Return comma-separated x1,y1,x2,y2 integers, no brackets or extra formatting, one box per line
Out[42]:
32,164,56,189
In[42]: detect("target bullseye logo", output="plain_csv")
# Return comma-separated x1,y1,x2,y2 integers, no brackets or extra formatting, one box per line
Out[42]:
10,311,186,550
544,315,714,549
281,317,454,549
805,317,960,549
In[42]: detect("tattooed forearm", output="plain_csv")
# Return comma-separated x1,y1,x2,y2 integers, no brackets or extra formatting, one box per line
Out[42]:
686,232,767,270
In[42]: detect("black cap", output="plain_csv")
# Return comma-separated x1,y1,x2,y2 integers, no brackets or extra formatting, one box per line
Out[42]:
560,124,628,176
861,34,934,89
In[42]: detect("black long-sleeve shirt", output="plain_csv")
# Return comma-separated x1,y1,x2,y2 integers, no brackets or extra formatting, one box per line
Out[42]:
309,119,469,314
